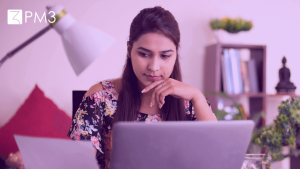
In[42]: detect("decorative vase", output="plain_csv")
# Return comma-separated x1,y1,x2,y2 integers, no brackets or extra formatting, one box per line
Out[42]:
212,29,227,43
241,154,271,169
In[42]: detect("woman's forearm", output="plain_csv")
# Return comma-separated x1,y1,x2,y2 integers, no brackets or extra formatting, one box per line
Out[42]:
191,92,217,121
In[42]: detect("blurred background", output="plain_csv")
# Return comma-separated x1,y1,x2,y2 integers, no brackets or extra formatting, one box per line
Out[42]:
0,0,300,168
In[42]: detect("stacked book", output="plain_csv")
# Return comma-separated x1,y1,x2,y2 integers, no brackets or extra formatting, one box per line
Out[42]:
221,49,259,94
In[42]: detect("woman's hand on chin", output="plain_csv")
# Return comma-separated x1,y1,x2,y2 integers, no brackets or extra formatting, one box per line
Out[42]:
141,78,201,108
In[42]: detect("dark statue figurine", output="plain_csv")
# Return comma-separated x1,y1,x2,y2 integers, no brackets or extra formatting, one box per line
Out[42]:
275,56,297,93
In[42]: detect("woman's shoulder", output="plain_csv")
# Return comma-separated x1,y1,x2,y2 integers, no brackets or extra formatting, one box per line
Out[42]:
84,78,121,101
84,83,103,98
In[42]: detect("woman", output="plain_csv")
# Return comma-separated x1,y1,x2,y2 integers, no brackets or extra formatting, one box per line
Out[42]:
6,6,216,169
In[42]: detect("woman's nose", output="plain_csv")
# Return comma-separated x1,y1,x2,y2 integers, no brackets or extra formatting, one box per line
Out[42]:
148,56,160,72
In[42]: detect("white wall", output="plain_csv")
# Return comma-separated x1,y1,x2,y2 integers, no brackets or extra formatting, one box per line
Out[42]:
1,0,300,128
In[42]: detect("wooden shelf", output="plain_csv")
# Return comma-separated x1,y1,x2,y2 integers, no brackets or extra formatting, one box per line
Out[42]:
220,43,266,50
224,93,300,98
226,93,265,98
267,93,300,98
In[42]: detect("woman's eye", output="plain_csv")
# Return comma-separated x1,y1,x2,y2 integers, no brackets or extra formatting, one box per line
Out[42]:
139,52,150,57
161,55,171,58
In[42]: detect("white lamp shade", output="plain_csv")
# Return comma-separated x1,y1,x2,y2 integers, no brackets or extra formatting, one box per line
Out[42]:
61,22,115,75
47,5,116,75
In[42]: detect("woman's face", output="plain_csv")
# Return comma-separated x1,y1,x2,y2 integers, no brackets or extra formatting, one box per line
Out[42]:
129,32,177,89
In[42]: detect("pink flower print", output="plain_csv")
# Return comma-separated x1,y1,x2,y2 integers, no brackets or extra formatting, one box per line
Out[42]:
91,136,100,150
145,114,162,123
186,111,190,115
191,107,195,114
98,92,103,98
151,118,159,122
69,130,76,138
107,87,112,92
185,100,189,107
75,133,80,140
90,105,94,108
93,93,98,101
97,133,102,142
96,98,102,103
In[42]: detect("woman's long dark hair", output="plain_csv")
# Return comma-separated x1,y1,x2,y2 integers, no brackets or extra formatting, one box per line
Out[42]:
114,6,186,124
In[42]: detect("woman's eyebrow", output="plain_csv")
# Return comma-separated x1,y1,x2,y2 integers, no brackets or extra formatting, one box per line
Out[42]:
137,47,152,52
137,47,174,53
160,49,174,53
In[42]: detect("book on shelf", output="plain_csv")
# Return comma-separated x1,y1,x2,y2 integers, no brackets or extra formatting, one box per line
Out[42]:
222,49,243,94
240,60,250,93
220,54,227,93
221,48,259,95
223,49,234,94
247,59,259,93
229,49,243,94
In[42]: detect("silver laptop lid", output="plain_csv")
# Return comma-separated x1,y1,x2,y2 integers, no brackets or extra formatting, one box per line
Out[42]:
110,120,254,169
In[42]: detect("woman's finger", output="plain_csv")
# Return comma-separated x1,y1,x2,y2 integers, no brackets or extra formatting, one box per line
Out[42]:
150,83,162,107
141,79,165,93
151,81,168,107
157,86,174,108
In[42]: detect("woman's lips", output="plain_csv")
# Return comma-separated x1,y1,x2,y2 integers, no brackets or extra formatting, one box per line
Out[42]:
145,75,162,81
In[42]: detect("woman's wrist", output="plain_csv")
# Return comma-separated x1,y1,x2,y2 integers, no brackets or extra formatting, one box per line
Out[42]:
190,90,217,121
191,90,205,104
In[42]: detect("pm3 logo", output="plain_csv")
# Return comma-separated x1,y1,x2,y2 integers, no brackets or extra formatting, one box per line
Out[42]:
7,10,56,25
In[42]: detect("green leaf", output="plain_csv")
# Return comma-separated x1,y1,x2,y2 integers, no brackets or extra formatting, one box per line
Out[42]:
213,109,229,120
204,91,239,105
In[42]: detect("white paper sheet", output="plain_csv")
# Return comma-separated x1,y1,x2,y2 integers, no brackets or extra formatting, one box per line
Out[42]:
14,135,99,169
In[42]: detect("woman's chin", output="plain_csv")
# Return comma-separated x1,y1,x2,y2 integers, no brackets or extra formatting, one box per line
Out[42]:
142,81,152,88
136,78,148,89
137,75,164,89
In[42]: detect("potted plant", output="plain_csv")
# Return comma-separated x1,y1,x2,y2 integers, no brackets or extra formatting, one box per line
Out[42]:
209,17,253,42
255,97,300,161
206,92,300,163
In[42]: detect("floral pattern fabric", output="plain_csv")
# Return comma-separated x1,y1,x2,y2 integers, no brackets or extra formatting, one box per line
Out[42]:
67,80,212,169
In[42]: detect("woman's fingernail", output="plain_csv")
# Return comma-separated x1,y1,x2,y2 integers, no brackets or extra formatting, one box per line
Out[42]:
141,89,145,93
150,102,152,107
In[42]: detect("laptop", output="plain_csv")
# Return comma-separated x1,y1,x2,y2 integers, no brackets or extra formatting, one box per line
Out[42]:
110,120,254,169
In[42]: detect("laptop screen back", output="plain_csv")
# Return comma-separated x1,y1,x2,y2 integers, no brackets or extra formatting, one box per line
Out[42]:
110,120,254,169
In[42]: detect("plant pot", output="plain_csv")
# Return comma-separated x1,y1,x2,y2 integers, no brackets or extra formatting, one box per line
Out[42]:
241,154,271,169
212,29,228,43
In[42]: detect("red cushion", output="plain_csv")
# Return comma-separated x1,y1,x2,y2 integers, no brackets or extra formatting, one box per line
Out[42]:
0,85,72,158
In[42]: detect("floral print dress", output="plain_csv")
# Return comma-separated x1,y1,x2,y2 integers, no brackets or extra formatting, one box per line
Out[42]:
67,80,212,169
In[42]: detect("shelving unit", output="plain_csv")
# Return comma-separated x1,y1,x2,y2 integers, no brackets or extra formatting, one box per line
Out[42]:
204,43,300,169
203,43,266,125
203,43,300,127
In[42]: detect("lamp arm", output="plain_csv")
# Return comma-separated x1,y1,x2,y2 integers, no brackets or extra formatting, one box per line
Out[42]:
0,25,52,67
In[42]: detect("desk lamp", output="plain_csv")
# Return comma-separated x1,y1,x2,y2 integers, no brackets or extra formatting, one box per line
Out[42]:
0,5,115,75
